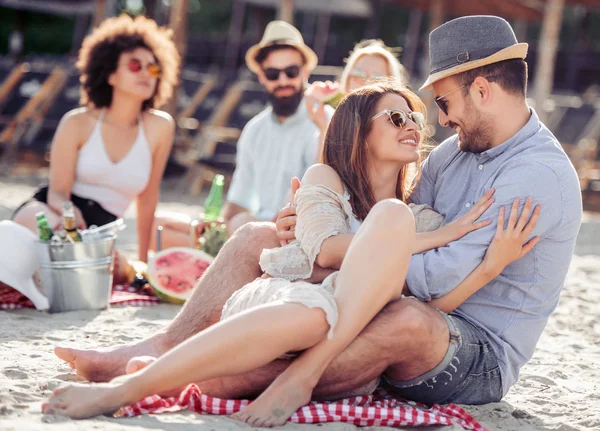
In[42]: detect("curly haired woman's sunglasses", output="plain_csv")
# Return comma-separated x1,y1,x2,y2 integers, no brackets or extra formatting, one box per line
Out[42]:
126,58,161,78
371,109,426,131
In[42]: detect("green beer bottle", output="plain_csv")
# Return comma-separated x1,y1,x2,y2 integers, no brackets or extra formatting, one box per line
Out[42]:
62,201,82,243
36,212,54,242
198,174,228,256
203,174,224,222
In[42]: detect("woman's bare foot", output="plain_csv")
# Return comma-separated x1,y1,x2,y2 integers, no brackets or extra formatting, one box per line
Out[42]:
42,380,139,419
231,372,314,427
54,335,167,382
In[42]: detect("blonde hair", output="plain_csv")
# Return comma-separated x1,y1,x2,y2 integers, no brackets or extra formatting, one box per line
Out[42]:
340,39,408,93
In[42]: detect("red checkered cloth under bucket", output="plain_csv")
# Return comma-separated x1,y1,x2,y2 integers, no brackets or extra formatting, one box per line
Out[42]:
116,384,489,430
0,283,160,310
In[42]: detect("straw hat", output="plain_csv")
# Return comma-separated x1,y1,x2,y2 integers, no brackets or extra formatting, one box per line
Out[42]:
420,16,528,91
0,221,49,310
245,20,318,74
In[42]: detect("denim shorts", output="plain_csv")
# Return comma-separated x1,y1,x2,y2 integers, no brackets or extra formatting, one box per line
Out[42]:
381,311,503,405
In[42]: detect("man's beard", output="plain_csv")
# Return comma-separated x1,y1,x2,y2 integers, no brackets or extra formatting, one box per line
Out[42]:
451,103,494,153
268,86,304,117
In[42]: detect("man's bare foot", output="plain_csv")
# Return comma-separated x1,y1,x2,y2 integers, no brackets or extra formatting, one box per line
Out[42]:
54,334,168,382
42,381,139,419
125,356,157,374
231,372,313,427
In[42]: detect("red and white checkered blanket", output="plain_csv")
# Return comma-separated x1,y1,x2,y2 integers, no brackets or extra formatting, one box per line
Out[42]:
117,384,488,430
0,283,160,310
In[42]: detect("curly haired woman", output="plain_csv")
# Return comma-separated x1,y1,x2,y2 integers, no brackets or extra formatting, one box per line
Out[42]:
13,15,180,264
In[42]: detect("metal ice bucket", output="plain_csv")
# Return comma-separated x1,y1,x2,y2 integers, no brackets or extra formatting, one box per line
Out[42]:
36,234,116,313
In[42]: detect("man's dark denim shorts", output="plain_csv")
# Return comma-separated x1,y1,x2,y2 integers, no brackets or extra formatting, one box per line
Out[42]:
381,311,503,405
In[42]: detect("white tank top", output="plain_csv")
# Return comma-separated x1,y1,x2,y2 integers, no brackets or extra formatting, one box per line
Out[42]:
71,110,152,217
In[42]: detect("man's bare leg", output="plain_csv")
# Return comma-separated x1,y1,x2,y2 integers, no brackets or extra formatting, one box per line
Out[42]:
185,298,449,403
54,222,280,382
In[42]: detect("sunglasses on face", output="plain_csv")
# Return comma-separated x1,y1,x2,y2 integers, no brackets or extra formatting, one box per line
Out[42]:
371,109,426,132
434,84,467,116
434,76,498,115
348,69,385,80
263,65,301,81
126,58,161,78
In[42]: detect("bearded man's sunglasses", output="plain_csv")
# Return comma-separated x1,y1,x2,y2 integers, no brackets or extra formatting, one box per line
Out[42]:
263,65,301,81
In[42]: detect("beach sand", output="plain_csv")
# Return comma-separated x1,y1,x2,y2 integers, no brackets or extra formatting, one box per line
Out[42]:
1,175,599,431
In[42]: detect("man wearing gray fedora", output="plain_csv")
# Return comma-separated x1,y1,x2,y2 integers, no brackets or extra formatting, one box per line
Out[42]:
56,15,582,410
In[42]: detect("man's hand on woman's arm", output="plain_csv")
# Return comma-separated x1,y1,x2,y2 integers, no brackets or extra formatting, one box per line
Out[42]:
275,177,301,246
275,174,355,270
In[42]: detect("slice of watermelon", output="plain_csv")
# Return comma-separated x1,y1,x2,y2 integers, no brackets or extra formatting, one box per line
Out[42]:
147,247,214,304
305,81,344,107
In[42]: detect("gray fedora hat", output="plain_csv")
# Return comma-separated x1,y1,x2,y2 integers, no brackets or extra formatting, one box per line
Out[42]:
420,15,528,91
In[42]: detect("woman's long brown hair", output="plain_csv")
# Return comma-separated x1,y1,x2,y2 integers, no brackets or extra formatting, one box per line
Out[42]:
320,83,427,221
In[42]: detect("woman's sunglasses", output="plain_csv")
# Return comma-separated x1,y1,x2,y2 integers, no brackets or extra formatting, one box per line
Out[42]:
371,109,426,131
348,69,385,80
263,65,301,81
126,58,161,78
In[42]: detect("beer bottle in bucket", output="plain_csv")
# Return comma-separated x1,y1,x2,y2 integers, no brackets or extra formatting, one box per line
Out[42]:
62,202,82,242
36,212,54,242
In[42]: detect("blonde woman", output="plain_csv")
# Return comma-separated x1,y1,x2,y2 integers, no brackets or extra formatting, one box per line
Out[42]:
306,39,408,135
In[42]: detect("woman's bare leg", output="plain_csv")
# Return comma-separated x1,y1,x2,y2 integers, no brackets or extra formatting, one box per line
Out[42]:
236,199,416,427
12,201,61,233
150,212,194,251
43,302,329,419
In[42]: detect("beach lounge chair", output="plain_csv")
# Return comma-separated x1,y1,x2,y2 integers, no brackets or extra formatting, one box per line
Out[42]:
0,65,68,170
174,69,217,152
0,63,30,118
175,78,251,194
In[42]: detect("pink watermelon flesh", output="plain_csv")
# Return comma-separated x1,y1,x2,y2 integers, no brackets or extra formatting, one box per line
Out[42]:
148,248,213,304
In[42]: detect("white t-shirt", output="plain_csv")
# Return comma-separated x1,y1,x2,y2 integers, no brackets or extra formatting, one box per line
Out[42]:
227,99,334,221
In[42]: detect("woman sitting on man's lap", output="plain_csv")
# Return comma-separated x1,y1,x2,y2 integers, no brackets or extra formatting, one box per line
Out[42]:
43,83,539,426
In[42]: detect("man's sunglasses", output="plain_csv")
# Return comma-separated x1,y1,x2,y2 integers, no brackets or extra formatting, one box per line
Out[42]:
434,84,467,116
263,65,301,81
126,58,161,78
371,109,426,132
434,76,498,115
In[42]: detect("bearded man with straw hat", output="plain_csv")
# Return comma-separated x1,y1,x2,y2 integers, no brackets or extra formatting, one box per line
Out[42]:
219,20,333,233
152,21,331,246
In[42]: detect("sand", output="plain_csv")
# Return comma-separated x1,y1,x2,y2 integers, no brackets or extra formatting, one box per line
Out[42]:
1,175,599,431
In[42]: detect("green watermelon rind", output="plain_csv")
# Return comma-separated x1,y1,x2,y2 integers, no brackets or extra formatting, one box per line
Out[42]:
147,247,214,305
323,90,344,108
